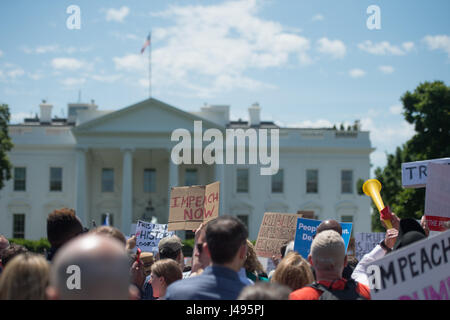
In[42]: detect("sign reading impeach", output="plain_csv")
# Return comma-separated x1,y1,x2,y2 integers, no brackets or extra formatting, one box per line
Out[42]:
168,181,219,231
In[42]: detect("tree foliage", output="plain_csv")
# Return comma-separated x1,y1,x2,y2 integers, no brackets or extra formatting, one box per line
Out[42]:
371,81,449,231
0,104,13,190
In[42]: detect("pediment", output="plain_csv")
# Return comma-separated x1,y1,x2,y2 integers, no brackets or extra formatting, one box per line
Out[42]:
73,98,223,135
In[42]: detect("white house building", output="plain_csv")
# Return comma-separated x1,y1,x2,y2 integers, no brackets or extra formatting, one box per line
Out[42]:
0,98,374,240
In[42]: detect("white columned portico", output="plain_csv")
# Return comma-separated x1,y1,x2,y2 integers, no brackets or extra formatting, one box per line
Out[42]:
121,148,134,234
215,163,225,215
75,147,88,226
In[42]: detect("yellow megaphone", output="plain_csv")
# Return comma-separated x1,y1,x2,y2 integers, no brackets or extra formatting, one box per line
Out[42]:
362,179,393,229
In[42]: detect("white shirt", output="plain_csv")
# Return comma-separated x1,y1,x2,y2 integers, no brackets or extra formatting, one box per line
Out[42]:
351,244,386,286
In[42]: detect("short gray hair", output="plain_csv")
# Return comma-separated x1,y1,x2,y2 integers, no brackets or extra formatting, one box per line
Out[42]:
310,230,345,271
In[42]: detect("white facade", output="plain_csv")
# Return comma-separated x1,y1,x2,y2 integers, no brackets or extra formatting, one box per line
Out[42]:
0,98,374,240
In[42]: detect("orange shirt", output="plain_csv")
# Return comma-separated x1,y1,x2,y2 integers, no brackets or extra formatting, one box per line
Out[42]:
289,278,371,300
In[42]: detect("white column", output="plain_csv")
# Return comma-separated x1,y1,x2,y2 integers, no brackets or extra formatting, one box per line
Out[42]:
168,159,179,200
75,147,88,226
215,163,225,215
121,148,134,234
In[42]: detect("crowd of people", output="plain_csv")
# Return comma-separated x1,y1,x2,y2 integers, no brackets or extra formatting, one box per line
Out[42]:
0,207,447,300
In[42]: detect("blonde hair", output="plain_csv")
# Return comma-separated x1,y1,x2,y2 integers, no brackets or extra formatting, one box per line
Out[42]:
151,259,182,287
310,230,345,271
271,251,314,291
244,239,265,274
0,253,50,300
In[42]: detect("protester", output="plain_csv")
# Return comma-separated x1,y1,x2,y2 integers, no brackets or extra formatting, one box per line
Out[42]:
189,222,212,277
158,235,185,272
150,259,183,299
46,233,138,300
0,252,50,300
138,252,157,300
0,243,28,268
165,215,249,300
290,230,370,300
46,208,84,261
0,235,8,274
244,239,268,282
271,251,314,292
90,225,127,247
238,282,291,300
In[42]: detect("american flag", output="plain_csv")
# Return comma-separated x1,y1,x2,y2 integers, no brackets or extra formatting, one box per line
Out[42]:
140,32,151,54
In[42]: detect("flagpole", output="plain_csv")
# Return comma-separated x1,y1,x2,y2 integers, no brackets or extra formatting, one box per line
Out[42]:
148,31,152,99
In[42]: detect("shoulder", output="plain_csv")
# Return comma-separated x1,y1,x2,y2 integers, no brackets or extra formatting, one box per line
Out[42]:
355,282,371,300
289,286,321,300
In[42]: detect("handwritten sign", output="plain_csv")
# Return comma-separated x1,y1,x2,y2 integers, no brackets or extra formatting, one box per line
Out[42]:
425,163,450,232
135,220,174,254
255,212,301,258
293,218,352,259
355,232,385,261
401,157,450,188
168,181,220,231
368,231,450,300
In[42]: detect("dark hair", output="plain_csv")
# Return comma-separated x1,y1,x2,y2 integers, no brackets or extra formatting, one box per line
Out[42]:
1,243,28,267
205,215,248,265
151,259,182,287
238,282,291,300
47,208,83,248
90,226,126,246
159,247,181,261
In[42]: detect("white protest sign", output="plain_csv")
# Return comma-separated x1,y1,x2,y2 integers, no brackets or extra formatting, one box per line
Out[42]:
401,157,450,188
425,163,450,232
135,220,174,254
355,232,385,261
368,230,450,300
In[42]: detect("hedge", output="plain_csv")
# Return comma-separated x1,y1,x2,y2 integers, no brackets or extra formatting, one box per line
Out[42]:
8,238,51,254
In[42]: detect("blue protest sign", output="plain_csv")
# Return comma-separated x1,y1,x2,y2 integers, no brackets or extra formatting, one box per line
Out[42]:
293,218,352,259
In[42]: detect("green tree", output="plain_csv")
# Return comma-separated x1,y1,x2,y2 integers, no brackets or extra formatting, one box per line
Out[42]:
0,104,13,189
371,81,450,231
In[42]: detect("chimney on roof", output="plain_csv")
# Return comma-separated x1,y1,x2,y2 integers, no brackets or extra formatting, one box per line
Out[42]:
39,100,53,124
248,102,260,127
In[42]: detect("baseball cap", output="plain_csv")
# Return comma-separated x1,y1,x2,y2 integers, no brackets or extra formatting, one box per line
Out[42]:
158,235,183,252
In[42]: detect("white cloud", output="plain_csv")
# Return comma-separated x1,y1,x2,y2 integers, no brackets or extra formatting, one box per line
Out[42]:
379,65,394,74
358,40,414,55
7,68,25,78
28,73,44,80
311,14,324,22
316,38,346,59
423,35,450,58
91,74,122,83
61,77,86,87
105,6,130,22
51,58,85,70
389,105,403,115
10,112,34,124
349,68,366,78
22,45,91,55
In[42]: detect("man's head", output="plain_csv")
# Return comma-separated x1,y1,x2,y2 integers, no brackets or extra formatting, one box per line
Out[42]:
158,235,184,270
308,230,347,280
204,215,248,271
47,234,135,300
90,226,127,247
47,208,84,249
195,225,211,270
316,219,342,236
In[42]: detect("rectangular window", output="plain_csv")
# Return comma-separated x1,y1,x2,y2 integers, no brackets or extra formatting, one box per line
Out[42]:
101,213,114,227
236,215,249,230
341,170,353,194
236,169,249,193
271,169,284,193
13,214,25,239
102,168,114,192
50,167,63,192
306,169,318,194
143,169,156,193
185,169,198,186
14,167,26,191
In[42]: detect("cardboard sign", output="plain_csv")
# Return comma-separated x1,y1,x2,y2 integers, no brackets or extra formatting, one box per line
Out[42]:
255,212,301,258
401,157,450,188
135,220,174,254
425,163,450,232
368,231,450,300
293,218,352,259
355,232,386,261
168,181,220,231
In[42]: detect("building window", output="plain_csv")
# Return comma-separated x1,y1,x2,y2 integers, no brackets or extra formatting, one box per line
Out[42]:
13,167,26,191
272,169,284,193
50,167,63,192
101,213,114,226
185,169,198,186
341,170,353,194
102,168,114,192
237,215,249,230
144,169,156,193
236,169,249,193
13,214,25,239
306,169,318,194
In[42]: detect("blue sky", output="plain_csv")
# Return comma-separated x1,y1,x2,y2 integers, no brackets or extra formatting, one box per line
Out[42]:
0,0,449,175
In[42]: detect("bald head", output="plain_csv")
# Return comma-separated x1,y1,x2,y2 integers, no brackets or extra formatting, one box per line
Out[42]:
49,234,131,300
316,220,342,236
